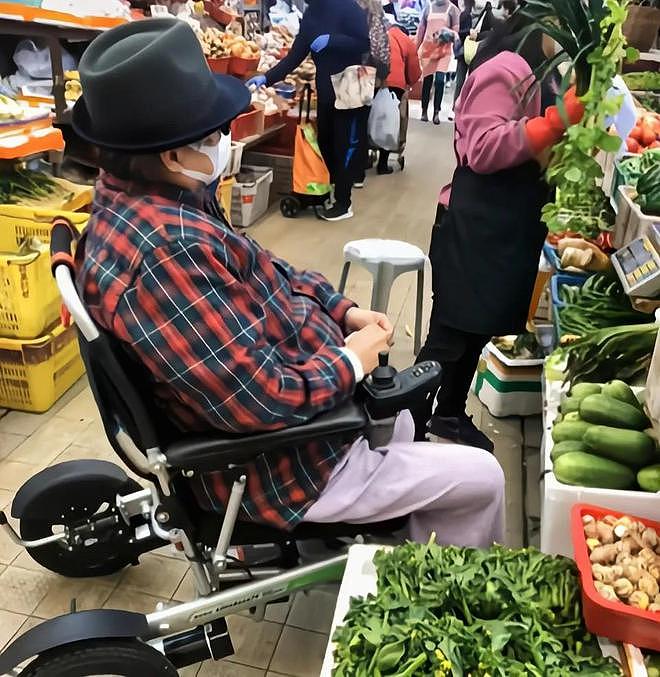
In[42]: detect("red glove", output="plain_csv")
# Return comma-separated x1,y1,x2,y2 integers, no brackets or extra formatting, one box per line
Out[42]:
525,87,585,154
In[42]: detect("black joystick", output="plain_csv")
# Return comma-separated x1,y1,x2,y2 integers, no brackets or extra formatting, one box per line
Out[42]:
370,351,396,390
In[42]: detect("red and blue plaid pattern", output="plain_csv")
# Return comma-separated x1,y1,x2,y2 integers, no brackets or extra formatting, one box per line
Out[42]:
77,174,357,529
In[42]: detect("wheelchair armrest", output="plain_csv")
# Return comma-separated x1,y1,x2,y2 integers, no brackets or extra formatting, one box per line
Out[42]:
164,400,368,472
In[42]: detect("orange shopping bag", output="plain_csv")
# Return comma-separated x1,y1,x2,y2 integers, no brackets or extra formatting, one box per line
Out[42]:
293,85,331,196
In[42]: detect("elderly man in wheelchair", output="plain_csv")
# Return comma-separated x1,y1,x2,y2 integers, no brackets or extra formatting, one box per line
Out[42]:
0,18,504,676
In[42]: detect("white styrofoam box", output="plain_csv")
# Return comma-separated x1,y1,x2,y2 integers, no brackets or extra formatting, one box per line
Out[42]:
473,343,543,417
231,165,273,228
613,185,658,248
222,140,245,179
540,379,659,558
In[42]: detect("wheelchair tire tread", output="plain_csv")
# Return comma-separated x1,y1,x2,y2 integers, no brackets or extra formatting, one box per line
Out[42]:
20,638,178,677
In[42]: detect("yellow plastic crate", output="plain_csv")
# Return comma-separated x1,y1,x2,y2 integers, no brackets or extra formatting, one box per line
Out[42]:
0,206,88,339
0,323,85,412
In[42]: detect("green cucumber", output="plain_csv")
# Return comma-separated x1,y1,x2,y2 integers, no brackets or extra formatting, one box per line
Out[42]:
550,440,589,461
583,426,656,469
637,464,660,492
551,420,592,443
553,452,636,489
579,394,650,431
570,383,602,398
560,396,582,414
601,380,641,410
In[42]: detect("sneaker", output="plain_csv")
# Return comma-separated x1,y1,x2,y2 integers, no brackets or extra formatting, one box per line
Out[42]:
446,110,455,121
428,414,495,453
320,204,353,221
433,113,441,125
377,165,394,175
421,111,429,122
353,181,365,189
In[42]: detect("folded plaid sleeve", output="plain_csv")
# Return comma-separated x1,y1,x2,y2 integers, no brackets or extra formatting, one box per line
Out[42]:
113,241,356,433
267,251,356,329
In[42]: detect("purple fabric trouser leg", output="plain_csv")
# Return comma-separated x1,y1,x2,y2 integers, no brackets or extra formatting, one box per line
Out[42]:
303,411,505,548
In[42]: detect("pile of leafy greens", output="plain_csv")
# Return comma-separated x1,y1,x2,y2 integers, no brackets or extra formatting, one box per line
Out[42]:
520,0,637,238
332,542,621,676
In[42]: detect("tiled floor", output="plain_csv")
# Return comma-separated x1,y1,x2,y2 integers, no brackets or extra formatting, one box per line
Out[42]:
0,106,541,674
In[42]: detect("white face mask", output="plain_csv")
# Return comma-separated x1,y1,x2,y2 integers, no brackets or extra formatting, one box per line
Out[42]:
179,132,231,185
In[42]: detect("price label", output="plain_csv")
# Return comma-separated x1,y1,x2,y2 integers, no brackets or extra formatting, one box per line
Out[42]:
150,5,171,17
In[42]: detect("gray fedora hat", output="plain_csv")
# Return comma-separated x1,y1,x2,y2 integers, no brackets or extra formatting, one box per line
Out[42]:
73,18,250,152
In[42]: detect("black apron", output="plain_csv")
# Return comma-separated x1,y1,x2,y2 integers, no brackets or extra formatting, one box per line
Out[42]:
430,161,548,336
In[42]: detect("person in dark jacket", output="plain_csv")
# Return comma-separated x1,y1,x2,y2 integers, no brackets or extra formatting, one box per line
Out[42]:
412,14,583,451
248,0,370,222
453,0,474,104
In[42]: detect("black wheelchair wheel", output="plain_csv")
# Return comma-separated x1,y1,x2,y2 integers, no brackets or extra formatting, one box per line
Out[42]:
280,196,301,218
20,475,144,578
20,639,178,676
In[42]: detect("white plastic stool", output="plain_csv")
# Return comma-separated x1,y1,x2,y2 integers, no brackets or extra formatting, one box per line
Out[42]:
337,238,428,354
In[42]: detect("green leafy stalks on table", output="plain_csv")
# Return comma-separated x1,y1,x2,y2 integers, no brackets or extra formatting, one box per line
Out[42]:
616,148,660,188
332,542,620,676
549,322,659,385
623,71,660,93
0,169,60,205
522,0,635,239
558,273,653,336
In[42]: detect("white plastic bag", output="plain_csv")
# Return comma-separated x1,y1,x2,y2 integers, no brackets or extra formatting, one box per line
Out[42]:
368,87,400,151
331,65,376,110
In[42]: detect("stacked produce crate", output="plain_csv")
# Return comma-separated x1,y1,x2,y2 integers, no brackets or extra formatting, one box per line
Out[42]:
0,202,88,413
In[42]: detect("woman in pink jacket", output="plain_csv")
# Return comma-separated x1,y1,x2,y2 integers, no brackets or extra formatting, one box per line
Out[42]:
412,11,584,450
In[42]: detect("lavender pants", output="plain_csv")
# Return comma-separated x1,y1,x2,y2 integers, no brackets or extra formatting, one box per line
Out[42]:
303,411,505,548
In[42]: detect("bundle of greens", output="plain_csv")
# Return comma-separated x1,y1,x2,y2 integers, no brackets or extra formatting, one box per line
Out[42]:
616,148,660,188
0,169,61,205
558,273,653,335
521,0,636,238
332,542,620,676
548,322,659,385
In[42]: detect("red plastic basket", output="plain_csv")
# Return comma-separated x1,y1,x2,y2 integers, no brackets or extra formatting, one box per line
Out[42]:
203,0,237,25
571,503,660,651
229,56,260,78
231,106,264,141
206,56,231,74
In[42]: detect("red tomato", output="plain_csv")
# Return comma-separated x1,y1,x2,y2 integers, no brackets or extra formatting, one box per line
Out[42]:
641,127,657,147
630,125,644,142
627,137,641,153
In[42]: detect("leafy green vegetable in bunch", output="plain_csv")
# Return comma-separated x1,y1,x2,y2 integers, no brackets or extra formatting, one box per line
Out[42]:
521,0,636,238
623,71,660,93
332,542,620,676
552,322,658,385
617,148,660,188
0,168,58,204
558,273,654,334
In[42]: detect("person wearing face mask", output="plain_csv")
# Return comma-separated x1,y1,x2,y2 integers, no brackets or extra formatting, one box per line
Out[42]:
412,10,584,450
73,19,506,548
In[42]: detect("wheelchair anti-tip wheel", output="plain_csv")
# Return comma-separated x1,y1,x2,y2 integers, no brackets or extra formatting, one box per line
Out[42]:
20,639,178,676
19,474,144,578
280,196,301,218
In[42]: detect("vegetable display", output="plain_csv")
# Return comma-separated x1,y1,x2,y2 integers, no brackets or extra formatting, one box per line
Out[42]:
626,113,660,153
0,93,27,121
549,322,658,384
332,542,620,676
556,237,611,272
0,169,68,206
623,71,660,92
557,274,653,337
615,148,660,187
522,0,634,239
581,513,660,612
551,381,659,491
635,162,660,215
492,333,544,360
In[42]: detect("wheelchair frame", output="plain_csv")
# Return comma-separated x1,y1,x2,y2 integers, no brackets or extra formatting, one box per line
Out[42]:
0,219,442,675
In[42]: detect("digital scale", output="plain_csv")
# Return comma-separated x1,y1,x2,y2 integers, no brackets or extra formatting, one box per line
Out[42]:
611,222,660,299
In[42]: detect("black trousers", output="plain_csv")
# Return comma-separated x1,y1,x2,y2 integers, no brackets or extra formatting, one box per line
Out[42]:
454,57,468,105
421,72,445,114
411,210,491,439
317,104,369,210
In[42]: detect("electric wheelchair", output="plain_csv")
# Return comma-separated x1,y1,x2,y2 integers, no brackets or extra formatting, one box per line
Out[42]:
0,219,442,676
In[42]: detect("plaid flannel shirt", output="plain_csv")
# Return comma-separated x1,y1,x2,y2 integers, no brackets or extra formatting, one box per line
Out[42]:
77,173,357,529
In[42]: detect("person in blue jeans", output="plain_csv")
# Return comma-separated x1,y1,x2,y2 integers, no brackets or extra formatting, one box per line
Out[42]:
248,0,370,222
